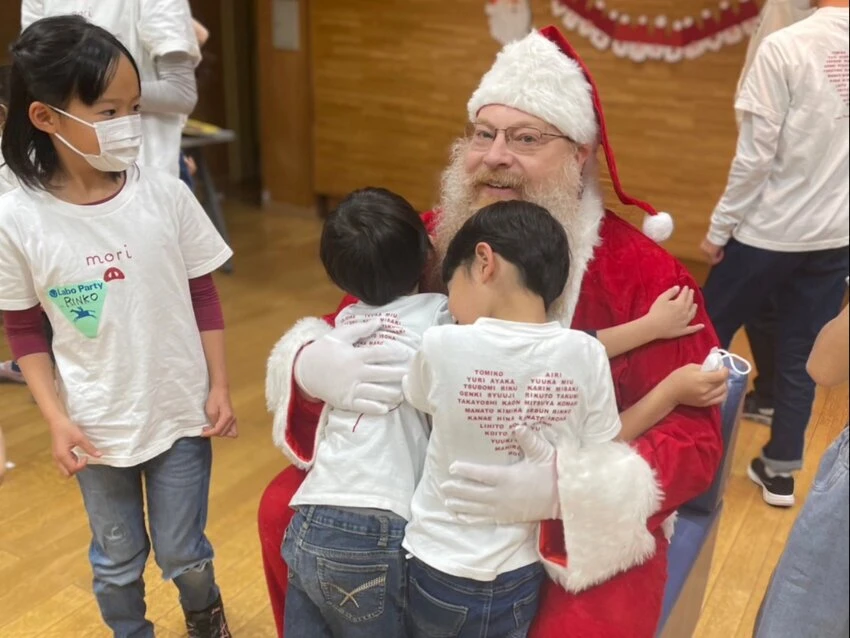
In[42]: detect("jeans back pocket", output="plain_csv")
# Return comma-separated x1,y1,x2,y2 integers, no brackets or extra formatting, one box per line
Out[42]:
317,556,389,623
408,576,469,638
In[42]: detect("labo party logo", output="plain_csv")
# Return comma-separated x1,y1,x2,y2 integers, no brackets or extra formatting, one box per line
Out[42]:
47,280,107,339
48,281,104,299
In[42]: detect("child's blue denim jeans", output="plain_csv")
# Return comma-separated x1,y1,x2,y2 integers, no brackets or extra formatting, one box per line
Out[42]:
406,556,544,638
76,436,219,638
754,426,849,638
282,505,408,638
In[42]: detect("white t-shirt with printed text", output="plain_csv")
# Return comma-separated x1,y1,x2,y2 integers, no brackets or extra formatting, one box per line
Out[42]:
402,318,622,581
291,293,453,520
0,165,232,466
21,0,201,176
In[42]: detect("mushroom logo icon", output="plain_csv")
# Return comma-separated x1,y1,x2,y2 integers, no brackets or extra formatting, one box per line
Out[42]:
103,267,125,282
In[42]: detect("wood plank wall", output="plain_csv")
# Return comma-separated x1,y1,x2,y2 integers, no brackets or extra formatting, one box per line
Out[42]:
306,0,750,261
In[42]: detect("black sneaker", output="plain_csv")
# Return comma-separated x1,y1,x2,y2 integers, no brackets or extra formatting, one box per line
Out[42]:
742,392,774,426
747,458,795,507
185,596,232,638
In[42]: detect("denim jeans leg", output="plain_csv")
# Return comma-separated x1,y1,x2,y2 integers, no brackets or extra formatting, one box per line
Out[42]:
282,512,334,638
145,437,219,613
283,506,408,638
77,464,153,638
754,427,850,637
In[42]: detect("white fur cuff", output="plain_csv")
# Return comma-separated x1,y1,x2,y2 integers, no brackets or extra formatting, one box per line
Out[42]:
266,317,331,468
542,439,662,592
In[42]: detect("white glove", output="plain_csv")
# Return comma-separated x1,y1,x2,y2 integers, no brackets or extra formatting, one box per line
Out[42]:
294,318,411,415
441,426,561,524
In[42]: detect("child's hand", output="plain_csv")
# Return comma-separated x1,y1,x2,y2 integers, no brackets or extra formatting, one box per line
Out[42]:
646,286,705,340
663,364,729,408
203,385,238,438
49,417,102,477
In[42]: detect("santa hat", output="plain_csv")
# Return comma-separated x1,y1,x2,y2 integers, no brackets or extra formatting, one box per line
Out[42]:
467,26,674,243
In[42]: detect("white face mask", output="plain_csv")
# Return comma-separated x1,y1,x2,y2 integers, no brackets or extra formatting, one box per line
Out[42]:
51,107,141,172
711,348,754,376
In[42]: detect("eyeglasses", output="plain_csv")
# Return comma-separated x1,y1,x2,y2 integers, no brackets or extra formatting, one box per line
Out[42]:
465,123,575,154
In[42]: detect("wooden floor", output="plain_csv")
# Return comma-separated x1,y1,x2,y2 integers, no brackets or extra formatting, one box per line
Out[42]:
0,201,847,637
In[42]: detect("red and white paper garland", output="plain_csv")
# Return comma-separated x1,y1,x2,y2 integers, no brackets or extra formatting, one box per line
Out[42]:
550,0,762,63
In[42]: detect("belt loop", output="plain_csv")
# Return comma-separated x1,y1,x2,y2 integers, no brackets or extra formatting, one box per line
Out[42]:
377,515,389,549
298,505,315,544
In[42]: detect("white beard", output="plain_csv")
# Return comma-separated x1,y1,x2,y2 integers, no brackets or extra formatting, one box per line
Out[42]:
433,140,605,326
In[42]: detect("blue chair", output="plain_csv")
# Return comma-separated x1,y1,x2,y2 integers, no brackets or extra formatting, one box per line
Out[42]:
656,363,749,638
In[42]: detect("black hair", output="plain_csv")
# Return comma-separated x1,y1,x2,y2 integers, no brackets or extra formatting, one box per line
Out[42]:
442,200,570,311
1,16,141,190
320,187,431,306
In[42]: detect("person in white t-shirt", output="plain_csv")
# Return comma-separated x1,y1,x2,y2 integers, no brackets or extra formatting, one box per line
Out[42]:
274,190,727,637
278,187,453,637
396,201,725,637
21,0,201,178
700,0,850,508
0,17,234,638
734,0,815,433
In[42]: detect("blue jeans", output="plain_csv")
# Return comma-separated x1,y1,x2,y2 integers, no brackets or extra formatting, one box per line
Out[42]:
282,505,408,638
407,557,544,638
702,239,849,471
76,437,219,638
753,427,849,637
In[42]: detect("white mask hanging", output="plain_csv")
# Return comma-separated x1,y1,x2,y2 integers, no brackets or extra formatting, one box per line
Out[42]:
712,348,753,376
51,107,141,172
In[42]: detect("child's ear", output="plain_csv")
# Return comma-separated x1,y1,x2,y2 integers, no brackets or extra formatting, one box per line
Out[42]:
29,101,59,135
474,242,496,282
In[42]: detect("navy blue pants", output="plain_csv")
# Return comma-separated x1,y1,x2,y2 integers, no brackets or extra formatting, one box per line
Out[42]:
745,296,777,404
702,239,848,471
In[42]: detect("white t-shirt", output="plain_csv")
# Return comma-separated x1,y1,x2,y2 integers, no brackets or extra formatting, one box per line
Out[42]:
21,0,201,176
0,165,232,466
735,0,813,127
291,293,453,520
402,319,622,581
0,163,16,195
709,7,850,252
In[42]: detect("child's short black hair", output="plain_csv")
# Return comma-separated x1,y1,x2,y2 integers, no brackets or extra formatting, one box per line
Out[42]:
1,16,140,190
320,187,431,306
442,200,570,311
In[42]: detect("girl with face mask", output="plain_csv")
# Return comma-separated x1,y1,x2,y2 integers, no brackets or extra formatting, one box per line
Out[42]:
0,16,235,638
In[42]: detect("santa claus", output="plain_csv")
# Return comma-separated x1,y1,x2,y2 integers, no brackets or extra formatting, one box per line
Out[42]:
261,26,723,637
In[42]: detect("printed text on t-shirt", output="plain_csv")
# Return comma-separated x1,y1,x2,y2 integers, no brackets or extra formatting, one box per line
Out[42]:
340,312,407,346
457,369,579,457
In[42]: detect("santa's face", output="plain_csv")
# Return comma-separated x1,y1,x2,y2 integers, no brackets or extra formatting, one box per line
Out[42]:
463,105,585,205
432,105,590,294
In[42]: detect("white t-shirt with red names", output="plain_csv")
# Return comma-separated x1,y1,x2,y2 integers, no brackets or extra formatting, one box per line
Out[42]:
290,293,453,520
402,318,622,581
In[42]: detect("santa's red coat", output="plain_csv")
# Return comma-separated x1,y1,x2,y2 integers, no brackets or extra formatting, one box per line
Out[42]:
259,209,722,638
